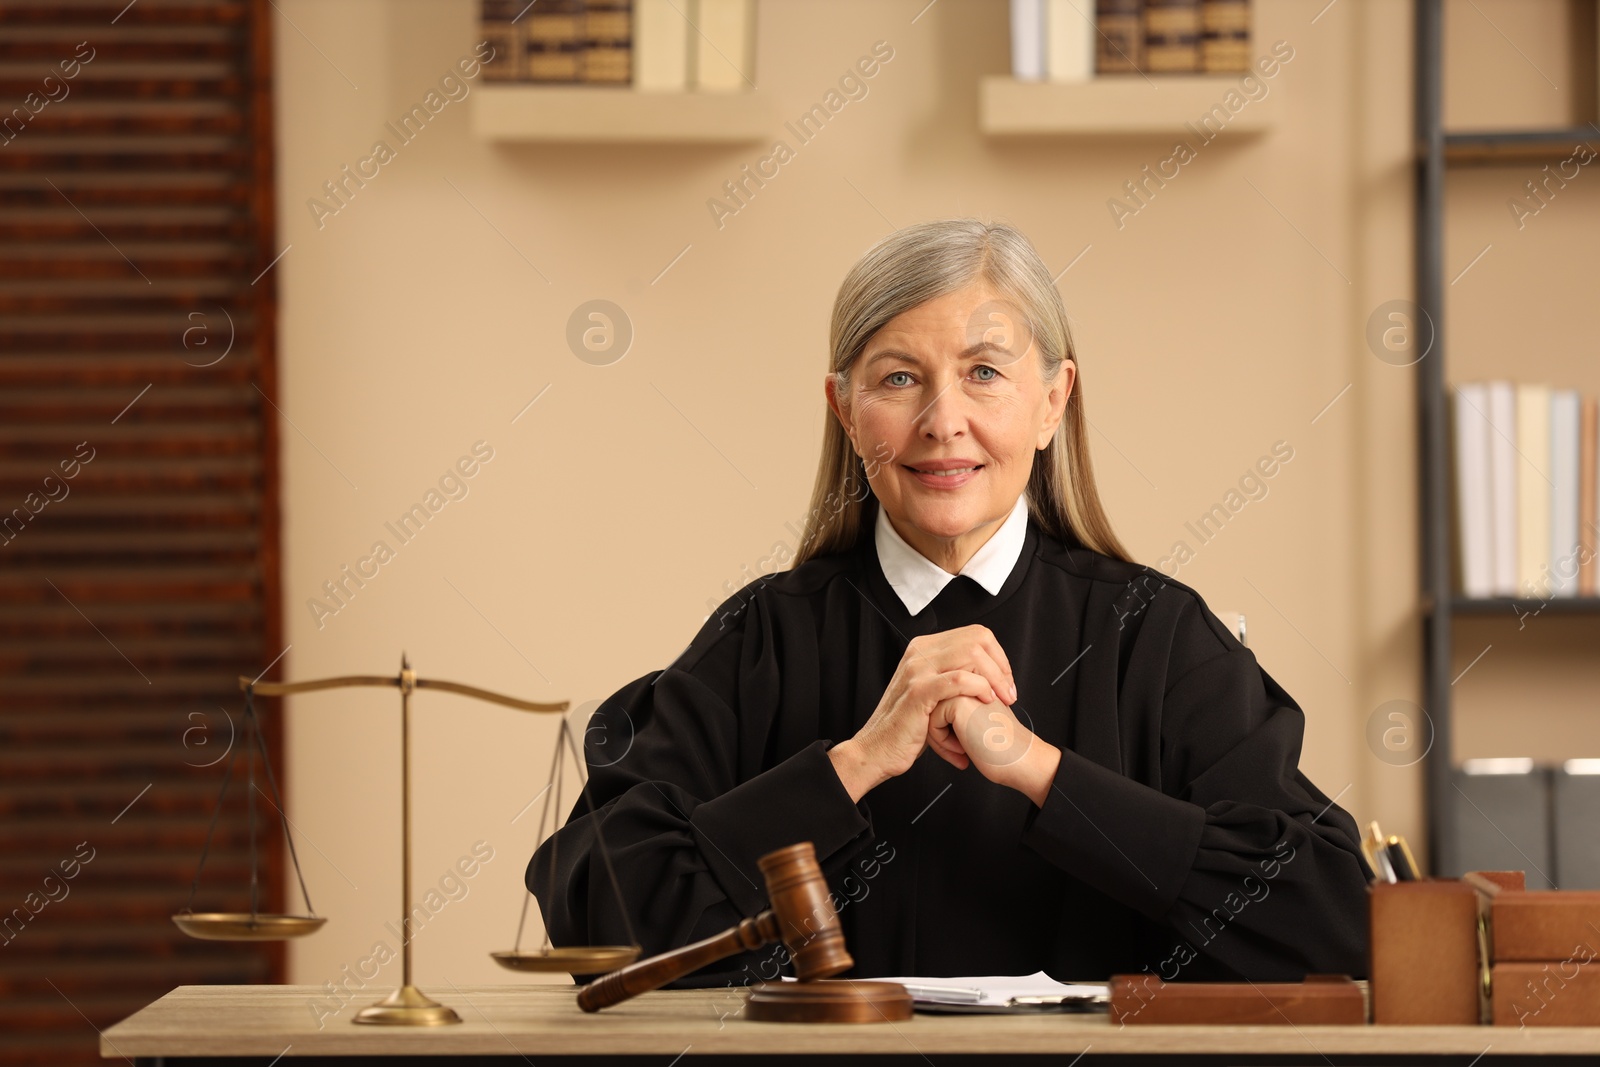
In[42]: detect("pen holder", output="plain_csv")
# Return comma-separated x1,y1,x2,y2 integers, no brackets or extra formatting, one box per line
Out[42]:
1368,878,1485,1024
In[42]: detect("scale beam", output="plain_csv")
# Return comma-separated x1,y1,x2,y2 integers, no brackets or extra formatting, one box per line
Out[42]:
239,672,569,714
173,654,599,1027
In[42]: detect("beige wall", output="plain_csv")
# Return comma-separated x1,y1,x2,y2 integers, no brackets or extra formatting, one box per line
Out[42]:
270,0,1598,1000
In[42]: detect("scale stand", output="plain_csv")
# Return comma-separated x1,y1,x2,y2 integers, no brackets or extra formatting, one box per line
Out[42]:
492,712,640,975
173,653,634,1027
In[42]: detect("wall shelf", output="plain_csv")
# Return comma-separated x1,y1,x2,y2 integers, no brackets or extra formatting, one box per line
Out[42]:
1451,597,1600,617
471,86,773,144
1442,127,1600,165
978,74,1280,138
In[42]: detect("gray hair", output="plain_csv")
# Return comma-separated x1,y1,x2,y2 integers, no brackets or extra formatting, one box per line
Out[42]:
792,217,1133,566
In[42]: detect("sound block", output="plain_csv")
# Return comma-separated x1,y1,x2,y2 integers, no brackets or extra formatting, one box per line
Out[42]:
746,980,914,1023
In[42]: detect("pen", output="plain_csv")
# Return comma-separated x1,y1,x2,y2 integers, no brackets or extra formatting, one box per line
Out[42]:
1362,821,1420,883
1383,833,1420,880
899,985,985,1004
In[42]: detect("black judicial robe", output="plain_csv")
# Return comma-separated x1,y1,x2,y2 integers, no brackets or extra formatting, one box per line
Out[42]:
528,496,1372,985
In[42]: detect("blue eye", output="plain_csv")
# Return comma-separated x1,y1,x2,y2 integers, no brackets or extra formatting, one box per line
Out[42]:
886,371,913,387
973,365,998,381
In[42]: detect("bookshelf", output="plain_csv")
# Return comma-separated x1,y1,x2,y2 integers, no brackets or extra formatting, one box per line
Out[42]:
978,74,1281,137
470,86,772,144
473,0,766,144
1414,0,1600,874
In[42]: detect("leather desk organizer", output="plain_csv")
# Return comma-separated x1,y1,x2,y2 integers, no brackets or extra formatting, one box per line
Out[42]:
1463,871,1600,1027
1109,869,1600,1026
1109,975,1364,1025
1371,870,1600,1026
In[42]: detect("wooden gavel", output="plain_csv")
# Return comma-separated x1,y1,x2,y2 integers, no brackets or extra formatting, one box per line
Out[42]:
576,841,852,1012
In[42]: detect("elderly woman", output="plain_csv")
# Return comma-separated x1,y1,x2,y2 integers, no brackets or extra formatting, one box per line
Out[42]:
530,218,1370,985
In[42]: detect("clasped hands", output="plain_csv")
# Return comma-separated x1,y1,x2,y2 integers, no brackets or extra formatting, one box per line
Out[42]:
827,624,1061,808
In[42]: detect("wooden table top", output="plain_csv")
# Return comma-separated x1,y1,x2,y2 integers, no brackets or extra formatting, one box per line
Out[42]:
99,983,1600,1059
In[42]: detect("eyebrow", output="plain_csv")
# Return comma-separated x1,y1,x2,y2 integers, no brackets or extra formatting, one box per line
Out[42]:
864,341,1008,368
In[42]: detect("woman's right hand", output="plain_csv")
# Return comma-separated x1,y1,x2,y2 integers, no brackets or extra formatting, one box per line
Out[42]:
827,624,1018,803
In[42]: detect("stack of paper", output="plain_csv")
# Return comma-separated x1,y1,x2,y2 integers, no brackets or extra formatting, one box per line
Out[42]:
855,971,1108,1011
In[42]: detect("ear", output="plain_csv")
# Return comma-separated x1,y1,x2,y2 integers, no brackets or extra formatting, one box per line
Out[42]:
824,373,857,451
1037,359,1074,449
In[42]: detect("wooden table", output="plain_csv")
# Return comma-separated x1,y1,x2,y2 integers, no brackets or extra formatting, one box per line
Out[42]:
103,984,1600,1064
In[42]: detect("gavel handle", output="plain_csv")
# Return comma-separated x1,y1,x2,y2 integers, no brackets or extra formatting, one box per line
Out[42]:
577,910,780,1013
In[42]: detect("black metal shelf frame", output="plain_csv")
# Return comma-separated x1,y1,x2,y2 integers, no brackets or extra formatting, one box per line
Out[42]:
1414,0,1600,874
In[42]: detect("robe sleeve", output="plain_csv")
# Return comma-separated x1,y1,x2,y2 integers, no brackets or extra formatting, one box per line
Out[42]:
526,594,873,985
1018,588,1372,981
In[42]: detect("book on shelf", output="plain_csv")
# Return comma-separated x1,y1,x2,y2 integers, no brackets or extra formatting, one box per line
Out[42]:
1143,0,1201,73
1514,383,1551,597
1011,0,1046,80
583,0,633,85
1047,0,1095,83
1550,389,1581,596
1086,0,1250,75
634,0,689,90
480,0,525,82
1453,383,1494,597
1486,381,1518,595
1200,0,1250,72
1451,381,1596,600
693,0,753,91
1095,0,1143,73
525,0,583,83
1582,397,1597,592
1011,0,1097,82
477,0,635,86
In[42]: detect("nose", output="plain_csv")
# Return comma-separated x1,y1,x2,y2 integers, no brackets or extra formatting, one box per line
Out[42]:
915,380,968,442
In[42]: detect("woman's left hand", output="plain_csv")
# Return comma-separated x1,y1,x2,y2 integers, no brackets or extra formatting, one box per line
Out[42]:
928,695,1061,807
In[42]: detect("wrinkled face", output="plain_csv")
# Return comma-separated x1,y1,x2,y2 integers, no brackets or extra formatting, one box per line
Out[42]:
826,281,1072,570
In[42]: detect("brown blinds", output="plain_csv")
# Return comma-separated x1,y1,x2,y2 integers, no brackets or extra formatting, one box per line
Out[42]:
0,2,284,1064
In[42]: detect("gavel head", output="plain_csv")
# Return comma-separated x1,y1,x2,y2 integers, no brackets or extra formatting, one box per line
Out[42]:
757,842,854,982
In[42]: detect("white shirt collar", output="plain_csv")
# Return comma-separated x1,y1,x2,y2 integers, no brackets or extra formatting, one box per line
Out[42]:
874,494,1030,616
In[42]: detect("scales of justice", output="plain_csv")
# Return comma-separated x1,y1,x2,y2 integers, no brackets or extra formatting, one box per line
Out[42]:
171,654,642,1026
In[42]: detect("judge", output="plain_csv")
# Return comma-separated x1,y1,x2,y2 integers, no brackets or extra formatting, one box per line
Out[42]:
529,218,1371,985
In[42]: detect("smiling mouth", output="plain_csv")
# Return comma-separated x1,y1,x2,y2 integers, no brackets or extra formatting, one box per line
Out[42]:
904,464,983,477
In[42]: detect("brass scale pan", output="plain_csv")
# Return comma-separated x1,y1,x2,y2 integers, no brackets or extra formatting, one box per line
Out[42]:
172,663,639,972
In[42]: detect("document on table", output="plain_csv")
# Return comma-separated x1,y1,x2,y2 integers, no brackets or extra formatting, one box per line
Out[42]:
785,971,1110,1014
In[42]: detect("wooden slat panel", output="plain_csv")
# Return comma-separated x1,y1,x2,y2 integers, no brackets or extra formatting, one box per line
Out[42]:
0,76,246,98
0,3,283,1063
0,148,252,170
0,40,242,61
0,4,248,27
0,255,255,277
0,216,252,240
12,111,246,134
0,186,251,207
